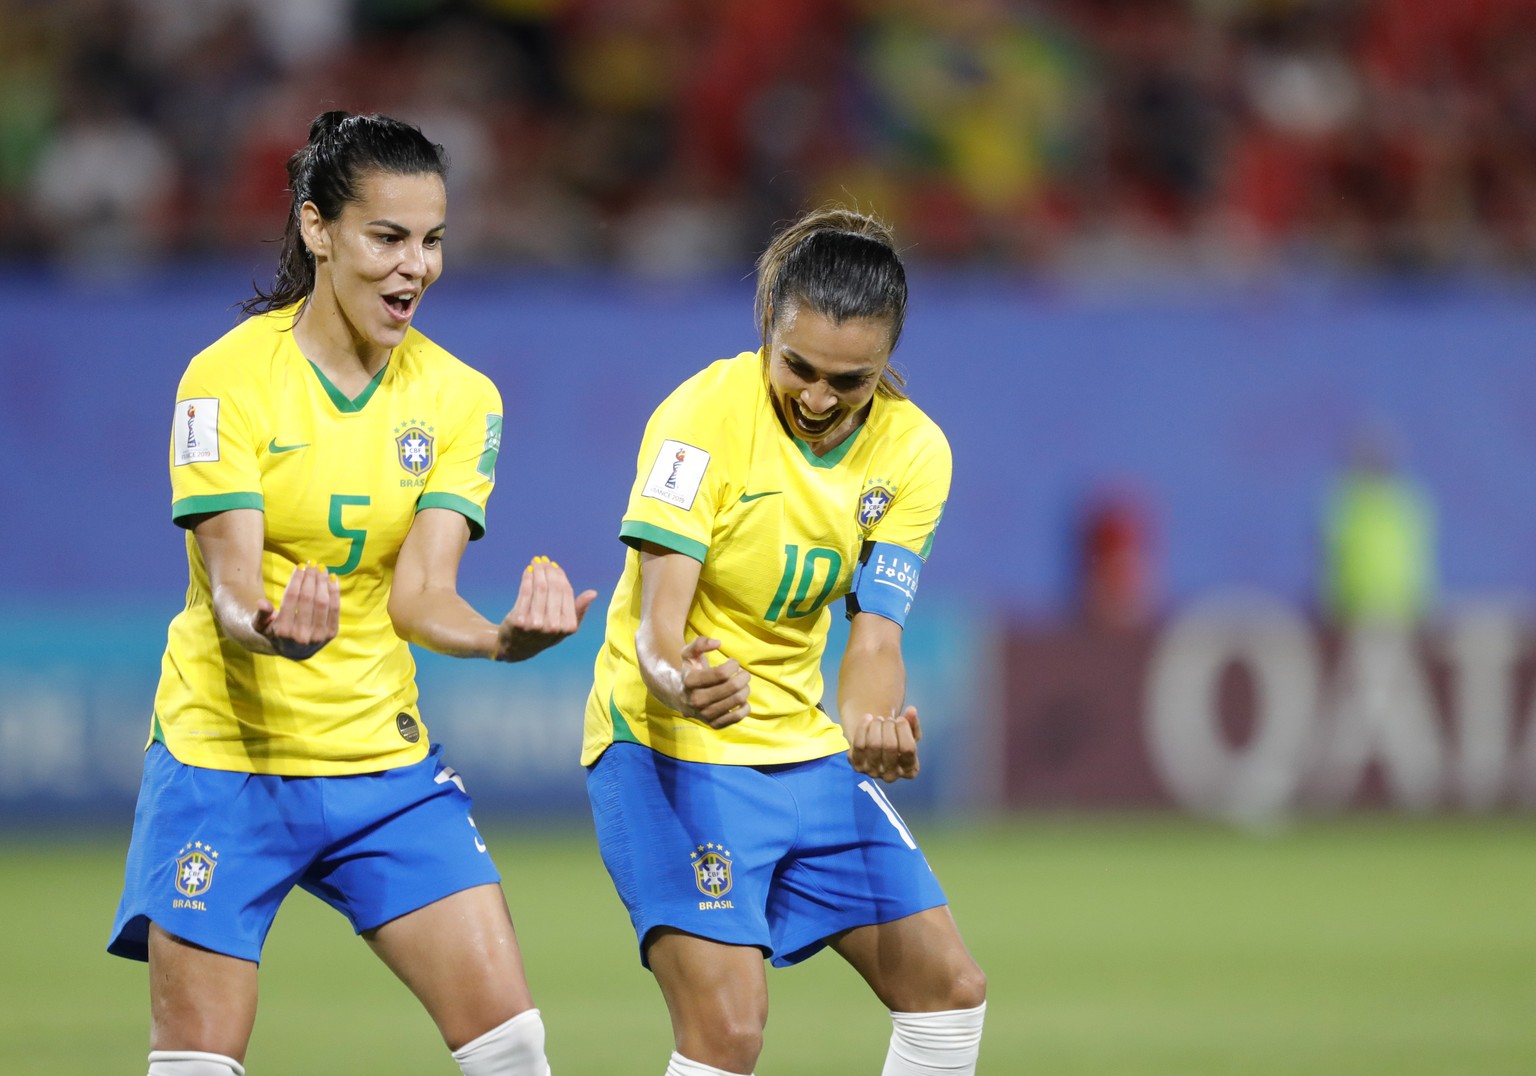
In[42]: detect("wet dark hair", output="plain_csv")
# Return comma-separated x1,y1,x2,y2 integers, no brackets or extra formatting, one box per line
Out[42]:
754,206,910,400
241,111,447,316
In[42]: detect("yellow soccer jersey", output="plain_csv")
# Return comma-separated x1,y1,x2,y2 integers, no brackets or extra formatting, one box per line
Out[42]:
155,304,504,775
583,351,951,767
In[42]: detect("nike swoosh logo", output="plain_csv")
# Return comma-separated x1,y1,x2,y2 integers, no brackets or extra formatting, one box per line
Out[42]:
268,438,310,454
739,491,782,502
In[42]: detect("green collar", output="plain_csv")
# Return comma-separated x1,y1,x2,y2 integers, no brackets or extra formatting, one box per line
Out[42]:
309,358,388,412
791,423,863,468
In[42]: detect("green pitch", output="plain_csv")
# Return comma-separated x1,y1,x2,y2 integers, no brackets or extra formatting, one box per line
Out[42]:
3,816,1532,1074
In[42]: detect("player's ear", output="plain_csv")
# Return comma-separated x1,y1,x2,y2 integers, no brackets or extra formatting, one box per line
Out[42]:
298,201,328,259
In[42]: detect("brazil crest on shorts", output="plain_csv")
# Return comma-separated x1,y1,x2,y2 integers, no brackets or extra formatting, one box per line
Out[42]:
175,841,219,897
691,843,733,898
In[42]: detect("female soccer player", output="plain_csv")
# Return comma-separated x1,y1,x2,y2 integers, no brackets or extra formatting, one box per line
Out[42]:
109,112,595,1076
583,207,987,1076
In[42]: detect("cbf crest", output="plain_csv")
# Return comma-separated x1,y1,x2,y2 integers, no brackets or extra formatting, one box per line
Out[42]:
393,419,436,477
857,479,897,532
175,841,219,898
691,842,733,901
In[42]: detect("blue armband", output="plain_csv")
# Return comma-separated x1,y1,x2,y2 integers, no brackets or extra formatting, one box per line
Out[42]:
847,542,923,626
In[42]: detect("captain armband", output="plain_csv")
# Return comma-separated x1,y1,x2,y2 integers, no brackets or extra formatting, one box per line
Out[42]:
846,542,924,627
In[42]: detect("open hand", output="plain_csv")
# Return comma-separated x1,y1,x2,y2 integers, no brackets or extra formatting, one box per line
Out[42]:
847,705,922,782
678,636,752,728
495,556,598,662
253,560,341,660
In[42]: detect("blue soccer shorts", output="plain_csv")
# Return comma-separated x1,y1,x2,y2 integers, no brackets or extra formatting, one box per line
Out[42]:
586,742,947,968
108,741,501,963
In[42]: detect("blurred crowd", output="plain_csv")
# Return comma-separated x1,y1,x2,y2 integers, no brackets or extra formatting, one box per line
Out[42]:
5,0,1536,275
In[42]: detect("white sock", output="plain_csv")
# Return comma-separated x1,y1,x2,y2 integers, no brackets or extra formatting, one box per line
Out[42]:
451,1008,551,1076
664,1051,753,1075
882,1002,987,1075
147,1051,245,1076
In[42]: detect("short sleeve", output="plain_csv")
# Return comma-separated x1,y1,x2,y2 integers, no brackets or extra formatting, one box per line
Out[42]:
418,374,502,540
617,374,733,563
868,423,951,560
169,349,264,526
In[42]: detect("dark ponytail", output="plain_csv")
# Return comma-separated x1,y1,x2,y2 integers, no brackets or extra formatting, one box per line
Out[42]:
242,111,447,316
754,206,910,400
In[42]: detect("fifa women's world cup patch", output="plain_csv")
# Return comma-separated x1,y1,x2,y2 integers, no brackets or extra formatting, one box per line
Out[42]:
393,419,436,479
643,439,711,511
857,477,898,532
172,840,219,910
690,842,734,909
174,398,220,465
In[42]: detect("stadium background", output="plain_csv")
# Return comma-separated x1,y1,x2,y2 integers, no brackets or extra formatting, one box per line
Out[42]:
1,0,1533,1072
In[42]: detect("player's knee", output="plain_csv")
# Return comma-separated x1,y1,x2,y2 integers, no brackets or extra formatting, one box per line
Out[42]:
714,1020,764,1066
881,957,986,1013
450,1008,550,1076
917,955,987,1012
951,962,988,1011
147,1050,245,1076
677,1017,763,1074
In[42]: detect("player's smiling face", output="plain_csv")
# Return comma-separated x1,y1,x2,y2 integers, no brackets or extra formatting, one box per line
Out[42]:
303,169,446,358
766,304,892,454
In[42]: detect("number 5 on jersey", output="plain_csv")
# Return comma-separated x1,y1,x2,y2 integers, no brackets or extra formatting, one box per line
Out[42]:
327,494,369,575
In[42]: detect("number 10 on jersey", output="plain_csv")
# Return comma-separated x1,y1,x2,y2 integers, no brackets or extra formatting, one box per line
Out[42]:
764,544,842,621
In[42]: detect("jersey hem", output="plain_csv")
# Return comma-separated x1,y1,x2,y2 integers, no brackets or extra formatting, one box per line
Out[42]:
581,729,847,769
155,733,432,776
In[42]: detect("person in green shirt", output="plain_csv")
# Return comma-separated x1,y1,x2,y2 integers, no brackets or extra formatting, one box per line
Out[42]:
1322,423,1437,626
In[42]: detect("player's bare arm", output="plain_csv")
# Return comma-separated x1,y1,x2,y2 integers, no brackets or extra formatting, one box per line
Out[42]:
194,508,340,660
840,611,922,782
635,543,752,727
390,505,596,661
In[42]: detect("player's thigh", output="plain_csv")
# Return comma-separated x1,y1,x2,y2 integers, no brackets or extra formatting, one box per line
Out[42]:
829,905,986,1012
304,745,515,1048
148,923,259,1061
647,928,769,1064
364,882,533,1051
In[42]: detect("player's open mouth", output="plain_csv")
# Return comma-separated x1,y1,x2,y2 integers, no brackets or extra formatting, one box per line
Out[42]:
790,400,839,437
382,292,417,322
